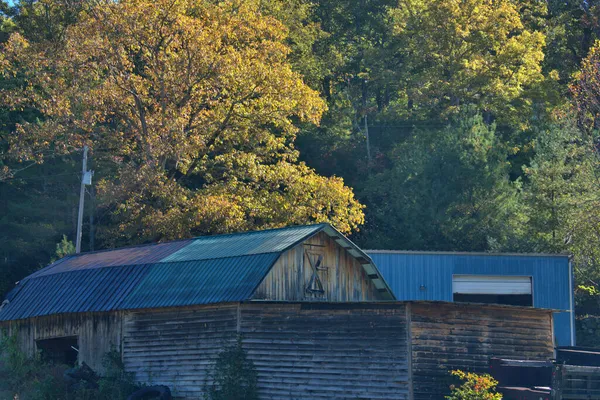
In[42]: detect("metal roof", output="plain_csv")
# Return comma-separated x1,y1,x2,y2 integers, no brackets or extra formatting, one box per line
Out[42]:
366,249,570,258
0,224,394,321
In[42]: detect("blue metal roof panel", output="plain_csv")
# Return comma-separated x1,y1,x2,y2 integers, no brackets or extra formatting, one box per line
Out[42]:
0,254,281,321
0,224,391,321
0,265,152,321
161,224,324,263
120,253,280,309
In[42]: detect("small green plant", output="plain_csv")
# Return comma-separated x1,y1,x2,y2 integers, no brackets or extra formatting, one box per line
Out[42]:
97,350,139,400
446,370,502,400
0,332,48,393
0,335,138,400
54,235,76,261
205,337,258,400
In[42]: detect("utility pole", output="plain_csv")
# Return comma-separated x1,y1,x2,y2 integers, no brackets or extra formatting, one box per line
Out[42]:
365,114,372,167
89,184,95,252
76,146,92,254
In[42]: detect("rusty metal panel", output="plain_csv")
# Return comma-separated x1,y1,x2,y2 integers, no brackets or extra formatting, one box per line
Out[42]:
27,240,192,278
409,302,554,400
240,302,410,400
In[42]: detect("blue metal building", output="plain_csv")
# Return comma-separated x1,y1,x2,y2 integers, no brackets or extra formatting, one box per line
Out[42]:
367,251,574,346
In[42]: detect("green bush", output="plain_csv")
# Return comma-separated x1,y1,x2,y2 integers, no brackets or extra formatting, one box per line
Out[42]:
205,337,258,400
446,370,502,400
97,350,139,400
0,332,58,396
0,334,139,400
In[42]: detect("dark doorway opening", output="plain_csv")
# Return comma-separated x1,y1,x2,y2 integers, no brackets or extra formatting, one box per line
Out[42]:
36,336,78,365
454,293,533,307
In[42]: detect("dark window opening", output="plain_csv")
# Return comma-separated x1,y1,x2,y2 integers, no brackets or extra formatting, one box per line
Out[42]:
36,336,78,365
454,293,533,307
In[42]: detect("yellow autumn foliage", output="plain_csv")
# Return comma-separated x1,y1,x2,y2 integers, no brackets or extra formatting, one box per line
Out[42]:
0,0,364,243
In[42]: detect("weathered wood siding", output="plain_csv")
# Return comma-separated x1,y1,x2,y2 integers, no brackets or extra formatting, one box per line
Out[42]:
240,303,410,400
409,302,554,400
121,305,238,399
0,312,121,372
253,232,380,302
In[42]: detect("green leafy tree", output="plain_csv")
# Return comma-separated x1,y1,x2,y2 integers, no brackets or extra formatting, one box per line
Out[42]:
519,116,600,309
54,234,74,260
0,0,365,247
357,109,522,251
387,0,546,126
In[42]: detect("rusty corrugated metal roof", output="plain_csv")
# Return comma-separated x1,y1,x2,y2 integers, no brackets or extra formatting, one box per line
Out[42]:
0,225,325,321
0,223,396,321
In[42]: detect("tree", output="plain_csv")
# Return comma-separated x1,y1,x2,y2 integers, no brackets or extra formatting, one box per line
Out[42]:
572,40,600,131
520,116,600,293
387,0,547,126
356,109,521,251
0,0,364,246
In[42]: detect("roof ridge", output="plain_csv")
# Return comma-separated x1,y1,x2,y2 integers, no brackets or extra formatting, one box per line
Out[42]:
22,251,285,281
61,223,329,259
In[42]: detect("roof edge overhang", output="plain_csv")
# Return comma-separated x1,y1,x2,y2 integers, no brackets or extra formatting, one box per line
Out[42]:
319,225,396,300
366,249,570,258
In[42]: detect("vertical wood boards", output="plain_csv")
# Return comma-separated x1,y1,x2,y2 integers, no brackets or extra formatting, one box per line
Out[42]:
253,232,380,302
0,312,121,372
0,302,556,400
409,302,554,400
121,305,238,399
239,302,410,400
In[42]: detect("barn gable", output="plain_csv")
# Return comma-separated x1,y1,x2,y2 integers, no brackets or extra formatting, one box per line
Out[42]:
0,224,394,321
253,231,390,301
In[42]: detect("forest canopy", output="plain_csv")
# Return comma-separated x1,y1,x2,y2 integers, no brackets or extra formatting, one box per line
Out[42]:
2,0,600,332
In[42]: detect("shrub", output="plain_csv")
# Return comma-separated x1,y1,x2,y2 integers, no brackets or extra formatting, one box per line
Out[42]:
97,350,139,400
446,370,502,400
0,332,57,395
0,334,138,400
205,337,258,400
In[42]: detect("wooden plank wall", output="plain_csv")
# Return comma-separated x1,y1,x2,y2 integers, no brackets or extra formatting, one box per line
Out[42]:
253,232,380,302
409,302,554,400
121,305,238,399
0,312,121,372
240,303,410,400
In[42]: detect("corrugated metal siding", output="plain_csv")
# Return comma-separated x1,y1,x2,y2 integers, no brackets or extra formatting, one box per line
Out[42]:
161,224,324,262
410,302,554,400
122,305,239,399
0,312,122,372
121,253,280,309
368,252,570,309
369,252,573,345
240,303,410,400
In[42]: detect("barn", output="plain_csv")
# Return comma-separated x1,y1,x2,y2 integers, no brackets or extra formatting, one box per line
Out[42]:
368,250,574,346
0,224,555,399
